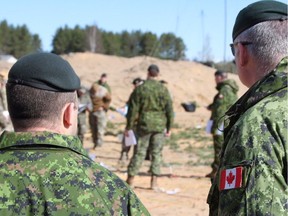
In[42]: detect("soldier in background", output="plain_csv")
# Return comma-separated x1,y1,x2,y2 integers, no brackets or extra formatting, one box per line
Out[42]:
77,86,91,143
208,1,287,215
89,82,111,149
0,72,10,131
205,70,238,179
125,64,174,189
0,52,149,215
119,77,143,161
97,73,111,93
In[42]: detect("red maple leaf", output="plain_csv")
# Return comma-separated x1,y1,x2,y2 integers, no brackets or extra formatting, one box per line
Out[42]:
226,171,235,185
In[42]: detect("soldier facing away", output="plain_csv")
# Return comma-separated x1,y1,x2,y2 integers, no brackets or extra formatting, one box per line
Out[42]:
207,1,288,215
125,64,174,189
0,52,150,215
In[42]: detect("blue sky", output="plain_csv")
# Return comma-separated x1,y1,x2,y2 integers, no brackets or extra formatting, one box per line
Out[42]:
1,0,287,62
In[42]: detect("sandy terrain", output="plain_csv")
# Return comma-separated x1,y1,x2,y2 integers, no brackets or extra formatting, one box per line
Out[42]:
0,52,248,215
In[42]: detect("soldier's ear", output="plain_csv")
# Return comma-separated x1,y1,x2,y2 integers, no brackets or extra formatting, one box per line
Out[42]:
238,43,249,67
63,103,76,128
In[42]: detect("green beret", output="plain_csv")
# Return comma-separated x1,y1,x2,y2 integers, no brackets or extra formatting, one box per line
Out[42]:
233,0,288,40
8,52,80,92
148,64,159,73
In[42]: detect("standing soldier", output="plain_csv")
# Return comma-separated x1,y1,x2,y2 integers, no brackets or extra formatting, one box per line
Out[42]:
77,86,91,143
125,64,174,189
208,1,287,215
205,70,238,179
89,82,111,149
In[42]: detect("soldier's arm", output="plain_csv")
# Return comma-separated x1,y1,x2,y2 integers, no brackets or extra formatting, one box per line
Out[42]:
125,90,140,130
103,92,112,111
164,89,174,133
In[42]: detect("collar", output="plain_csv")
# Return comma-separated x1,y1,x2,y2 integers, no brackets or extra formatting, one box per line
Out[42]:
0,131,89,158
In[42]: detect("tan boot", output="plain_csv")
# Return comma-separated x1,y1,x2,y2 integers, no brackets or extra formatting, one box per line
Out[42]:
126,175,135,188
151,175,158,190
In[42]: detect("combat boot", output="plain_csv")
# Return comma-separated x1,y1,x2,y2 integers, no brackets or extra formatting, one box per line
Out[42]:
126,175,135,188
151,175,158,190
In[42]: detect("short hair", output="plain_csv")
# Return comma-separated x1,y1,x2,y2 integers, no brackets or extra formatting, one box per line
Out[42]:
147,64,159,77
236,20,287,74
214,70,227,78
7,84,77,129
101,73,107,78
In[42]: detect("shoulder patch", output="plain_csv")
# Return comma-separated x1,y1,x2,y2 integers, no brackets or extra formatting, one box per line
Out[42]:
219,166,243,190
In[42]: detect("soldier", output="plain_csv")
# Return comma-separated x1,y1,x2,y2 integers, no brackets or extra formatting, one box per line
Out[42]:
97,73,111,93
77,86,91,143
0,73,9,131
205,70,238,179
119,77,143,161
125,64,174,189
207,1,287,215
89,82,111,148
0,52,149,215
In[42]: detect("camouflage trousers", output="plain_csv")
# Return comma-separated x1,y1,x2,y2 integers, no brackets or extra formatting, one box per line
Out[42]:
127,132,164,176
77,112,87,143
211,134,224,172
89,110,107,147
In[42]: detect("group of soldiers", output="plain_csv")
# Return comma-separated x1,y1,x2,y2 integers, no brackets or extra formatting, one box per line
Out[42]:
0,1,286,215
77,65,174,189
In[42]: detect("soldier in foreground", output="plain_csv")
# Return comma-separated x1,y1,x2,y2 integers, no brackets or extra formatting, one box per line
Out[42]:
125,64,174,189
205,70,238,179
0,52,150,215
207,1,287,215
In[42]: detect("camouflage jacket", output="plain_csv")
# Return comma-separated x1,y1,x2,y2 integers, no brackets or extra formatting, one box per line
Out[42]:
209,79,239,134
0,131,150,215
126,79,174,135
208,57,288,215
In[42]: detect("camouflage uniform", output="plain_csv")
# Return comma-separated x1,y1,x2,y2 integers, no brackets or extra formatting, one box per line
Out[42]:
0,131,150,215
89,83,111,148
126,79,174,176
209,79,238,175
207,57,288,215
77,89,91,143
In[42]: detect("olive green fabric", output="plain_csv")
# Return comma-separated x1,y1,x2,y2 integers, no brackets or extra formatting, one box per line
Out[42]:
207,57,288,215
8,53,80,92
0,131,150,215
233,0,288,40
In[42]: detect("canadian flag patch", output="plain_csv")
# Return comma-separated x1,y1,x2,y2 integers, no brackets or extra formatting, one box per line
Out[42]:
220,166,243,190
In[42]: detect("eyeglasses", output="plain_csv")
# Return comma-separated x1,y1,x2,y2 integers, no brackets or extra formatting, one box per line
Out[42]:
230,41,252,56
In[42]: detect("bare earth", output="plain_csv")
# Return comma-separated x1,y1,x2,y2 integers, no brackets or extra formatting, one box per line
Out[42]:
0,53,247,216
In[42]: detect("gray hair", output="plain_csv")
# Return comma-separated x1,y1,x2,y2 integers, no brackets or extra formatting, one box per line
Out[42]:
236,20,287,74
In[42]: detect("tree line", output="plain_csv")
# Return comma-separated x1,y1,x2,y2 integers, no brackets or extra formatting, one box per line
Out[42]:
0,20,186,60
